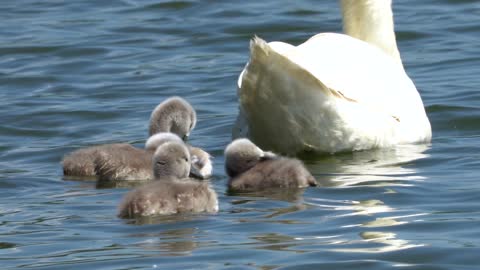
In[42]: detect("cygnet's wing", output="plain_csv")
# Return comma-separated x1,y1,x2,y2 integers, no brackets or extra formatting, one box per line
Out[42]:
95,145,153,181
62,143,130,178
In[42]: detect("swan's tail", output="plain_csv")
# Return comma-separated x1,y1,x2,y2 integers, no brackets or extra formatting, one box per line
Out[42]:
243,36,332,97
237,37,335,153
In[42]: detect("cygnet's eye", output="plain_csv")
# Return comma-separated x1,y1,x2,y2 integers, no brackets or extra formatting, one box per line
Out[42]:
157,161,167,165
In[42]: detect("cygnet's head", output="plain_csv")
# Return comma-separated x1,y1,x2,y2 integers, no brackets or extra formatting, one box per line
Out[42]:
224,138,276,178
145,132,183,151
152,141,192,179
190,147,213,179
149,96,197,140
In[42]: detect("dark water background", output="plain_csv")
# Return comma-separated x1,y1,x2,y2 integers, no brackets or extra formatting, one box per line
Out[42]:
1,0,480,269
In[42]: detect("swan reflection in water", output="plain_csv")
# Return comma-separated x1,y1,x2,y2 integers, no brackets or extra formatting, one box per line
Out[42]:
301,143,430,253
306,143,430,187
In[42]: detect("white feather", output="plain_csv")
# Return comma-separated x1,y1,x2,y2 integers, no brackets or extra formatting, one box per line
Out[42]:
234,0,431,154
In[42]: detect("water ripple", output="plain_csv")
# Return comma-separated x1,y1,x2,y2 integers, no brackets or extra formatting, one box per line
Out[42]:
1,0,479,269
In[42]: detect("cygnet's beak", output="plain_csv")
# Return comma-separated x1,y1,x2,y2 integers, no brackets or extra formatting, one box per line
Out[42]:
182,134,189,141
260,151,277,161
189,165,205,180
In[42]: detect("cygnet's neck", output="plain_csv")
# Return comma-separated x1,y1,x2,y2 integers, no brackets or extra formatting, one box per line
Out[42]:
340,0,402,65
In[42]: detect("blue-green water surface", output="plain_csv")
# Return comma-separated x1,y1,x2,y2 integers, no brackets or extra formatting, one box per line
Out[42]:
1,1,480,269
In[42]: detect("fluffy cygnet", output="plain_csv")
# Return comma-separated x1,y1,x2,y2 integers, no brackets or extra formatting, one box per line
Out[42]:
94,133,211,181
118,141,218,218
63,133,180,180
93,133,180,181
62,143,129,179
225,138,317,191
62,96,200,179
149,96,196,139
148,96,212,178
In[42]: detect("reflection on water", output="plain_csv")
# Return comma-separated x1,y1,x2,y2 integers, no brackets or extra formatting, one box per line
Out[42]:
122,212,208,226
230,200,309,225
227,187,307,202
362,213,427,228
222,144,431,255
308,144,430,187
299,145,432,255
134,227,200,255
253,233,306,253
262,204,309,220
2,0,479,267
333,231,425,254
310,199,395,217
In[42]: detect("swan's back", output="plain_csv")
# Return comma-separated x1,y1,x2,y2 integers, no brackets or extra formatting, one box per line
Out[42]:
237,34,431,154
284,33,420,119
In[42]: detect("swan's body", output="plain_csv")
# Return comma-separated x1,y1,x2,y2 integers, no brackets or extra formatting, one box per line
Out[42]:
234,0,431,154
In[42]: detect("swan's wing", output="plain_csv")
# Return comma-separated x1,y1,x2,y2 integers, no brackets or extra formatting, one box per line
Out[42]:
237,36,382,153
282,33,424,122
240,35,405,125
239,36,340,102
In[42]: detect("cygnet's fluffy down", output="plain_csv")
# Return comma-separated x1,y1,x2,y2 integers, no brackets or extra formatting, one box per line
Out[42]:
149,96,196,139
94,133,179,181
63,133,179,181
62,144,128,178
225,138,317,191
189,146,213,179
94,133,211,181
118,141,218,218
62,96,209,179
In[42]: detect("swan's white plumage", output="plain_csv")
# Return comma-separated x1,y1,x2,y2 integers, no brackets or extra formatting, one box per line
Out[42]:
234,0,431,154
340,0,401,64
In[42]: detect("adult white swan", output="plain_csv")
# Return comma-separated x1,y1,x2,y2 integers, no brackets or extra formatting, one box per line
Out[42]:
233,0,431,155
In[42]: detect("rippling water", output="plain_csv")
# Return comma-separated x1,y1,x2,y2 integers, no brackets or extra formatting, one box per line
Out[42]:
1,0,480,269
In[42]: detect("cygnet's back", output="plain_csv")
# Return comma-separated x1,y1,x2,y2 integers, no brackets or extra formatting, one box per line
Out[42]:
225,138,317,191
118,141,218,218
93,133,211,181
149,96,196,139
94,133,182,181
118,178,218,218
62,143,132,178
